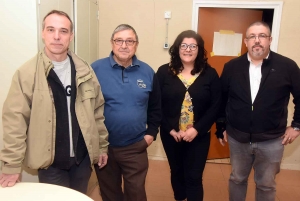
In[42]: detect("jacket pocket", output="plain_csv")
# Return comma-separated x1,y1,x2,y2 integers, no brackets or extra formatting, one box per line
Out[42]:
80,88,96,101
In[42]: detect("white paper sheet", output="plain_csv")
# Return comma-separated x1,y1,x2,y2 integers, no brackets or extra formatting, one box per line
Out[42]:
212,31,242,57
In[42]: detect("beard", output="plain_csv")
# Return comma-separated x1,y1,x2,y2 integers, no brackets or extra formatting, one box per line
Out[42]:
251,45,265,57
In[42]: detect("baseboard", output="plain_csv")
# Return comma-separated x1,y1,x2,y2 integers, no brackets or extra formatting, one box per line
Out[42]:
148,156,300,170
148,155,167,161
280,163,300,170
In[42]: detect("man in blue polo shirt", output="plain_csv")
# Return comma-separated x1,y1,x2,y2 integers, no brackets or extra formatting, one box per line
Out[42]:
91,24,161,201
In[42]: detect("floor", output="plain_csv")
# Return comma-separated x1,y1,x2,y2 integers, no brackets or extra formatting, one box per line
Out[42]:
88,160,300,201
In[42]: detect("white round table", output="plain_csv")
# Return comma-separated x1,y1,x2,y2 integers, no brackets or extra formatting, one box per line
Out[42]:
0,182,93,201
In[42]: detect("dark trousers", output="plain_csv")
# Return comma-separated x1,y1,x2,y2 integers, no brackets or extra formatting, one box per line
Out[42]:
161,129,210,201
38,154,92,194
94,139,149,201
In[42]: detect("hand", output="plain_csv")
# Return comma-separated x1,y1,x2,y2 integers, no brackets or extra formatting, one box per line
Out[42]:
97,153,108,169
215,121,226,139
170,129,182,142
219,131,228,146
180,127,198,142
282,127,300,145
144,135,154,146
0,173,20,187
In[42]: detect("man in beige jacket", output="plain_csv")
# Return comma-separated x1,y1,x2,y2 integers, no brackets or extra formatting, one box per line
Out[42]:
0,10,108,194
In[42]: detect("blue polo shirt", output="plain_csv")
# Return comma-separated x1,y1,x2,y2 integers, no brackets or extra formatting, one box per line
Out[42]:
92,52,156,147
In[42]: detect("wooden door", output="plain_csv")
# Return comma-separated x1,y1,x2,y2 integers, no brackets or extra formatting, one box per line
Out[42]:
198,8,263,159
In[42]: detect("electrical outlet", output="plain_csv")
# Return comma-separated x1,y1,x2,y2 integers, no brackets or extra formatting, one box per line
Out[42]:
164,43,169,49
164,11,171,19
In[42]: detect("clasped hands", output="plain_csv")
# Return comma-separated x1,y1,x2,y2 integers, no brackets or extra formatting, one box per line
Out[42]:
170,128,198,142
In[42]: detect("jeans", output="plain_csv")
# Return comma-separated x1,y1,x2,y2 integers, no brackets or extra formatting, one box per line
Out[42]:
228,135,284,201
38,154,91,194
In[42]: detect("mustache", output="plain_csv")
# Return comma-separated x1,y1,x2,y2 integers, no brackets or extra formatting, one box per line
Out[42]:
252,45,263,49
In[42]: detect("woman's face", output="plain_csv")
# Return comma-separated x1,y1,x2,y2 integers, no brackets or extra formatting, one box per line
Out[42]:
179,37,198,65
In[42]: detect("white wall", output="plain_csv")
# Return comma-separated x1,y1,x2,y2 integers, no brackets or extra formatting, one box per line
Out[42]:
0,0,39,182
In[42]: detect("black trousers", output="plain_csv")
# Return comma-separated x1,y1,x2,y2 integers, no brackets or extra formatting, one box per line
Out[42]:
160,129,210,201
38,154,92,194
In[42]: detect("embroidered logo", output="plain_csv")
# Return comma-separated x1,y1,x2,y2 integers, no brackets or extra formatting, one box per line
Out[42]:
137,79,146,88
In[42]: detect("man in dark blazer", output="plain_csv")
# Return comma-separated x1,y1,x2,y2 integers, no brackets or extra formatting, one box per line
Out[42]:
216,21,300,201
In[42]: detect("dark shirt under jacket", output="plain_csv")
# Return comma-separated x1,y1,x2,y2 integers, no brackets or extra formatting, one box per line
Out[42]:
218,51,300,143
156,63,222,137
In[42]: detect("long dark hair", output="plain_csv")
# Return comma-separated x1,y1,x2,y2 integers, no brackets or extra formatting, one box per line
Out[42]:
169,30,209,75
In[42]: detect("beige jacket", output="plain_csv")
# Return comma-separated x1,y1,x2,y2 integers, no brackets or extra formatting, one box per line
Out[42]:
0,50,108,174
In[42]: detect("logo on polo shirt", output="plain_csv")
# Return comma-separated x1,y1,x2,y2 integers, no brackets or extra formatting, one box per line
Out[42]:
137,79,146,88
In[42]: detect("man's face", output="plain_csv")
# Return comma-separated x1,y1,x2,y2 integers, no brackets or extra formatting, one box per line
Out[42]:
244,25,272,60
111,29,138,66
42,14,73,61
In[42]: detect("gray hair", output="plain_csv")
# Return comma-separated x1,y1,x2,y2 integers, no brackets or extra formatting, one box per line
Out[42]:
246,21,271,36
111,24,139,42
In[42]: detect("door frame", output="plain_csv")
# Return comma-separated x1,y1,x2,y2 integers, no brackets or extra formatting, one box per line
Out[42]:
192,0,283,52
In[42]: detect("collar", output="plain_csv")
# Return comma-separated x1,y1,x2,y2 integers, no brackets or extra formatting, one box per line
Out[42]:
109,51,140,69
40,49,91,79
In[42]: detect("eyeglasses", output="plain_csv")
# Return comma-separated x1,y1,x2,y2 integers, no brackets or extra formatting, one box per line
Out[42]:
180,43,198,51
246,34,270,41
113,39,137,46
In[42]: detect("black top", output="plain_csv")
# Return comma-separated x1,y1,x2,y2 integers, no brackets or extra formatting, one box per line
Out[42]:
47,55,87,169
156,63,222,137
218,51,300,143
